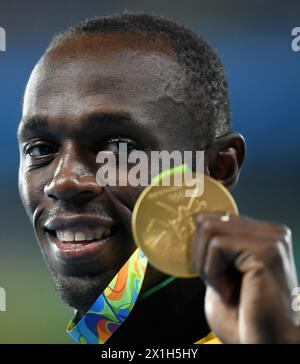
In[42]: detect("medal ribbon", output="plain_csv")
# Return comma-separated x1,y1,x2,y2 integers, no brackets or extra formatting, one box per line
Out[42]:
66,248,148,344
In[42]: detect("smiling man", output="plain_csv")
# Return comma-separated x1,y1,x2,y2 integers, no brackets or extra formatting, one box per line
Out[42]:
18,13,300,344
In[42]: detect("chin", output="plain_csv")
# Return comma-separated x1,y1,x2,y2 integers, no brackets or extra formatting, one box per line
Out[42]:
51,268,118,312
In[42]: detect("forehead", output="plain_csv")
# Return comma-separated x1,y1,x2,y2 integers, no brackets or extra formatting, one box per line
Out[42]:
23,33,184,119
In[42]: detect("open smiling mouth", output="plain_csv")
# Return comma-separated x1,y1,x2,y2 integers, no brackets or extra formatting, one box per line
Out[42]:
44,223,121,260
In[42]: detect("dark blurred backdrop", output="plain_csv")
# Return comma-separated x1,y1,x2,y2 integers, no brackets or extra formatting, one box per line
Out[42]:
0,0,299,343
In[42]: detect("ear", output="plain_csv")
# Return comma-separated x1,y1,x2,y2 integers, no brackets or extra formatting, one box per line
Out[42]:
204,132,246,189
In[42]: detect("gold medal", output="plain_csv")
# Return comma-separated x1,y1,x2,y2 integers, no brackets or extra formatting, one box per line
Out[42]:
132,171,238,277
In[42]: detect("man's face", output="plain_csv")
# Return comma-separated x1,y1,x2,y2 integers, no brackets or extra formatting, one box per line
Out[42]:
17,33,205,310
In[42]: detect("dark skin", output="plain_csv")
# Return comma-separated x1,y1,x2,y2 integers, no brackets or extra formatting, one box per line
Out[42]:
18,32,300,343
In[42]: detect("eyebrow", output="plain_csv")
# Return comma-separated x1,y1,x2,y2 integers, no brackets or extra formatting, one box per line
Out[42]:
17,111,133,141
17,116,47,141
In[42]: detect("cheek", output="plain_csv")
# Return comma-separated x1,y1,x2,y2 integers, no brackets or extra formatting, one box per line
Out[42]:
116,166,149,209
18,167,46,218
125,186,144,209
107,184,143,211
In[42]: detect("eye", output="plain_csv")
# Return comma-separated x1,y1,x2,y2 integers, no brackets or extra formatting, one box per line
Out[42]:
105,138,138,154
25,143,58,158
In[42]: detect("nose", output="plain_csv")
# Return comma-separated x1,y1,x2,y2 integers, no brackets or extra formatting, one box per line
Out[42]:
44,146,102,204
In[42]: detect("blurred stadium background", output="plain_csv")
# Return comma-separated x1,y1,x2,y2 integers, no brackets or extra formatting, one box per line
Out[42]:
0,0,299,343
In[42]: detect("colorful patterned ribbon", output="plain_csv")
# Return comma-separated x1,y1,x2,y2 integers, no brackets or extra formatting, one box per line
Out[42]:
67,247,148,344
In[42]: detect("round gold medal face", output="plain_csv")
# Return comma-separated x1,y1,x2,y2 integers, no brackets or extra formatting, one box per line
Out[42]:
132,173,238,277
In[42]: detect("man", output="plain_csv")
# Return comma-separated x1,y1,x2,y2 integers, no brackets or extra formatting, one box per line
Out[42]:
17,12,300,343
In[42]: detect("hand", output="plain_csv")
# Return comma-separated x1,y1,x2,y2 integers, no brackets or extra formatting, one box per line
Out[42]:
192,212,300,343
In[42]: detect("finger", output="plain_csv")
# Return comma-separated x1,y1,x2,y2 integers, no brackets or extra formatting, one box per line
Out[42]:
192,212,291,273
198,235,288,303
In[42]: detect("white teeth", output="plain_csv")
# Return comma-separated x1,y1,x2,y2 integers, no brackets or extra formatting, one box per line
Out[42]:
56,230,65,241
55,227,113,242
64,230,75,242
85,232,94,240
75,232,85,241
95,227,106,240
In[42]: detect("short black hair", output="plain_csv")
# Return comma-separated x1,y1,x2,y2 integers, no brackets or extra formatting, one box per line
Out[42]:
48,12,231,145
